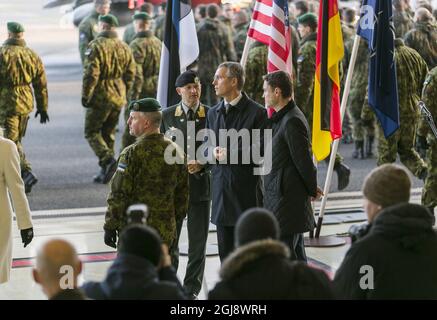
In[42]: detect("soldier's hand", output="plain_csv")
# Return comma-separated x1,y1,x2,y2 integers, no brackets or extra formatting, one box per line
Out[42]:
415,135,428,159
35,110,49,124
187,160,203,174
158,244,172,270
104,229,117,248
20,227,34,248
81,98,90,108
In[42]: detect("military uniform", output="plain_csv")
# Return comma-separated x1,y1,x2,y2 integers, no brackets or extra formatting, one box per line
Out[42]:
404,21,437,69
105,132,189,246
373,39,428,179
418,67,437,212
82,28,135,172
233,22,249,61
197,18,237,106
393,9,414,38
243,42,268,105
161,98,210,297
0,37,48,173
122,30,161,148
78,10,100,64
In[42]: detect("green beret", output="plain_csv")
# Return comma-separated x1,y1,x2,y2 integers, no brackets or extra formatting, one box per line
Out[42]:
7,22,24,33
133,12,152,21
297,13,318,27
175,70,200,87
129,98,162,112
99,14,119,27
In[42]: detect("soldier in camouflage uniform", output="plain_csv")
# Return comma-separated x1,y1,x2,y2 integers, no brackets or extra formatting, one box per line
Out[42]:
78,0,111,64
232,10,249,61
197,4,237,106
0,22,49,194
404,8,437,69
122,3,154,45
366,39,428,180
295,13,351,190
393,0,414,38
104,98,189,252
82,14,136,184
417,66,437,216
243,42,268,105
121,12,161,149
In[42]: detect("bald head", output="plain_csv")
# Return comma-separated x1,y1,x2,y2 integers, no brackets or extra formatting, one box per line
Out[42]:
415,7,434,23
35,239,81,285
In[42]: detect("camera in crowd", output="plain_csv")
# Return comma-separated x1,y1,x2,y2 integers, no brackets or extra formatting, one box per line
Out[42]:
126,204,149,225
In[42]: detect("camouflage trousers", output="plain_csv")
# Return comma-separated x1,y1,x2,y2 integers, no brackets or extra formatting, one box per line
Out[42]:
376,118,427,178
347,96,375,141
422,137,437,208
84,105,120,168
121,106,135,150
0,114,31,171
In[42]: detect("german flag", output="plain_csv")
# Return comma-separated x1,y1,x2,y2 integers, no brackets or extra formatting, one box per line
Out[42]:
312,0,344,161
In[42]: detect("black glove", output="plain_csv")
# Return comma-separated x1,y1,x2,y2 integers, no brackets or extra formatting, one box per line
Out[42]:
415,135,428,159
35,110,49,124
82,98,90,108
20,228,34,248
104,229,117,248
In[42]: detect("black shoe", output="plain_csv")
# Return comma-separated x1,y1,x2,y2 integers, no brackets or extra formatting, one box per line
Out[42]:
21,170,38,194
102,157,117,184
352,140,364,159
93,168,105,184
334,162,350,191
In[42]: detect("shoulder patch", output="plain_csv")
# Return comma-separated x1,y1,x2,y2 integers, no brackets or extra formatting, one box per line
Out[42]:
117,162,127,173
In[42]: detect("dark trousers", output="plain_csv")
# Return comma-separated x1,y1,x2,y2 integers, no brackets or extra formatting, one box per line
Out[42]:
280,233,307,262
171,201,211,296
216,225,235,263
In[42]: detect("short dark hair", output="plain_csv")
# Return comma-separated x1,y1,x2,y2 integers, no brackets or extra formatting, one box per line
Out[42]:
343,8,356,24
198,4,207,18
140,3,153,14
263,71,293,99
295,0,309,14
218,62,245,90
207,4,219,19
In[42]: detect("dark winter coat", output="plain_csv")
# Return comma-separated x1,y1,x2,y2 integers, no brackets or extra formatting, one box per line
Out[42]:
263,101,317,235
334,203,437,299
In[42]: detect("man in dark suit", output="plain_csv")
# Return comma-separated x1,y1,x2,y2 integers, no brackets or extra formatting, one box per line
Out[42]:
199,62,267,262
262,71,322,261
161,70,210,299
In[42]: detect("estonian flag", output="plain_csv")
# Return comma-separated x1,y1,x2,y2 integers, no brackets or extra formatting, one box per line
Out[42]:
357,0,399,138
312,0,344,161
157,0,199,108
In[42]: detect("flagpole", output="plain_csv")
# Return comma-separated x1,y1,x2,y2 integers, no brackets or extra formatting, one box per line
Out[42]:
240,37,255,68
314,33,361,238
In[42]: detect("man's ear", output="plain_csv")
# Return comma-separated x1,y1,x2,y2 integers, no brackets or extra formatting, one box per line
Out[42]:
176,87,182,96
32,268,41,284
76,260,83,276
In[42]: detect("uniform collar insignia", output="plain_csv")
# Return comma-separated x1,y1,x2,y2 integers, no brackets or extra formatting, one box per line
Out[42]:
175,105,183,117
197,105,206,118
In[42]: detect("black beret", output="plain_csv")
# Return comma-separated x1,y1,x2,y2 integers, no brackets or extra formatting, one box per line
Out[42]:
133,12,152,21
297,13,318,26
129,98,162,112
175,70,200,88
7,22,25,33
99,14,119,26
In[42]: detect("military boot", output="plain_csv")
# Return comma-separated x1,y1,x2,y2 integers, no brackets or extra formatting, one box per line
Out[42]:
365,135,374,158
352,140,364,159
334,162,351,191
21,170,38,194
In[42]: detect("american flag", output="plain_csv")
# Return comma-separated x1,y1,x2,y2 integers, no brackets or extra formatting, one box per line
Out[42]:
247,0,292,75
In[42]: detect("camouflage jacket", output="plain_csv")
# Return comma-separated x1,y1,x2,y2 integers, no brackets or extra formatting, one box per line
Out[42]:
393,10,414,39
233,22,249,61
105,132,189,246
197,18,237,81
0,38,48,116
78,10,100,64
394,39,429,121
243,42,268,105
82,31,136,109
295,32,317,121
418,66,437,138
347,39,369,107
404,21,437,69
129,31,162,100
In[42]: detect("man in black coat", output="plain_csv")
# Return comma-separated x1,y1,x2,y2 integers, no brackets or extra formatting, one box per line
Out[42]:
334,164,437,299
161,70,211,299
262,71,322,261
199,62,267,262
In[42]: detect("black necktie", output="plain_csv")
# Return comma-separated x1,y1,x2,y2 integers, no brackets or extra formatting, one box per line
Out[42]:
187,109,194,121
